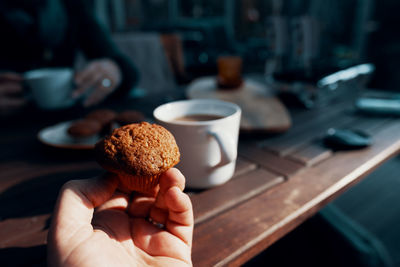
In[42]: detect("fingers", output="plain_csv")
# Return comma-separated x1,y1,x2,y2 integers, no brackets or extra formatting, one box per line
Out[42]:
146,168,193,246
165,187,193,226
0,97,27,110
47,173,118,266
126,168,193,227
73,65,103,98
148,168,185,224
160,168,186,191
82,83,113,107
0,72,23,82
73,59,122,107
157,168,186,208
92,191,132,242
0,80,25,111
49,173,118,243
127,194,156,217
95,191,129,212
0,82,23,95
1,74,26,112
74,63,98,88
165,186,193,246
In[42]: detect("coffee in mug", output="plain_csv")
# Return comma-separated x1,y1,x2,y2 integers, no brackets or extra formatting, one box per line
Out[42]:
173,114,224,122
154,99,241,189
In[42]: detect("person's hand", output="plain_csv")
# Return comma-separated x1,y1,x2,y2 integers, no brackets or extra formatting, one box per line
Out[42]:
47,168,193,267
0,72,26,113
73,59,122,107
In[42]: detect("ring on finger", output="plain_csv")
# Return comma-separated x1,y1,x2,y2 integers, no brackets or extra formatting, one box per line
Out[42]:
101,78,112,88
147,217,165,229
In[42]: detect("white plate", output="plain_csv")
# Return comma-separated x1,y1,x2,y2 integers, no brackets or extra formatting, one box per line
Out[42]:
37,121,100,150
185,76,291,132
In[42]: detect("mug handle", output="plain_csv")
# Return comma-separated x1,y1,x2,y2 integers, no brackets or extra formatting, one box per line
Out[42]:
208,130,237,167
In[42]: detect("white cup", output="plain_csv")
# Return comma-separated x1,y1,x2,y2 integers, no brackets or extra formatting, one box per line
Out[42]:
24,68,75,109
154,99,241,189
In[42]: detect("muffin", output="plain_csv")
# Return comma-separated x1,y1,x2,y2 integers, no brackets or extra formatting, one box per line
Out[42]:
95,122,180,193
115,110,145,126
86,109,117,134
67,119,102,143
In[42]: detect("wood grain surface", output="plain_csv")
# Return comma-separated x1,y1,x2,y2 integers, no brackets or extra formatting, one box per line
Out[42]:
1,93,400,267
192,120,400,266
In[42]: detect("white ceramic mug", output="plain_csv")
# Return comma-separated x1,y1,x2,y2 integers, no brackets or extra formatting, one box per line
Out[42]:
154,99,241,189
24,68,75,109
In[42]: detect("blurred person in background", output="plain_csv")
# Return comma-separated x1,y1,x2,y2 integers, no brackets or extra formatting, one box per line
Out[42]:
0,0,138,113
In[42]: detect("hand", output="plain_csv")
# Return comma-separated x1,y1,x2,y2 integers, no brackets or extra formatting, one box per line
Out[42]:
0,72,26,113
47,168,193,267
73,59,122,107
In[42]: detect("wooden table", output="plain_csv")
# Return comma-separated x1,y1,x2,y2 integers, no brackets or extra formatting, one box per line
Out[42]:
1,95,400,267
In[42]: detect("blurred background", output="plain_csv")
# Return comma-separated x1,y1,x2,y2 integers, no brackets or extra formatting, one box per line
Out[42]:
91,0,399,91
87,1,400,265
2,1,400,266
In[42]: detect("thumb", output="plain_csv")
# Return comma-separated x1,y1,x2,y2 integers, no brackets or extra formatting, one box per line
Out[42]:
48,173,118,262
51,172,118,231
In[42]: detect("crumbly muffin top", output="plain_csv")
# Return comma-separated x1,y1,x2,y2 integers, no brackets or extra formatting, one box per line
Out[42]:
95,122,180,177
67,119,102,137
86,109,117,125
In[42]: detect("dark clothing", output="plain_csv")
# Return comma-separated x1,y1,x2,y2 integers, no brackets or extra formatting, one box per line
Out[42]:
0,0,138,97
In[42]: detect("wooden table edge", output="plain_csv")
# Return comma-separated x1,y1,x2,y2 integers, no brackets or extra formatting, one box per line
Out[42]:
193,121,400,267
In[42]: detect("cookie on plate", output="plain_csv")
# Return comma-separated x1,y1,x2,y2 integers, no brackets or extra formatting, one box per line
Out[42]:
67,119,102,138
86,109,117,134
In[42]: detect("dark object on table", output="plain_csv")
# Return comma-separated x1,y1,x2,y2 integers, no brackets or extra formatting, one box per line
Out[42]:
216,56,243,90
86,109,117,125
115,110,146,126
86,109,118,134
272,64,375,109
67,119,102,138
323,128,372,150
355,97,400,116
